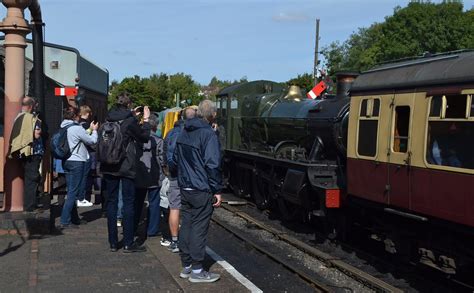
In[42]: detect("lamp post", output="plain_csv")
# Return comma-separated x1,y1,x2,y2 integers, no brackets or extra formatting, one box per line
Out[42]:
0,0,32,211
313,18,320,86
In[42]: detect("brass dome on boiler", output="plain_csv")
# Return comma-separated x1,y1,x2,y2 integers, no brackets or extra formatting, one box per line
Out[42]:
284,85,303,102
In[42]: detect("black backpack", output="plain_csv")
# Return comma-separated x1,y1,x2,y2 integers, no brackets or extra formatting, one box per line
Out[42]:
97,121,124,164
50,124,79,160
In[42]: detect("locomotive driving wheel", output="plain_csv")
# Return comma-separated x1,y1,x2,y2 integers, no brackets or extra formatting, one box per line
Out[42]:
251,170,270,210
276,197,301,221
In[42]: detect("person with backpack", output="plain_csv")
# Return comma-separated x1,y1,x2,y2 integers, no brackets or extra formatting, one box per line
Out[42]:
8,97,44,212
99,92,151,253
134,115,164,240
58,107,98,229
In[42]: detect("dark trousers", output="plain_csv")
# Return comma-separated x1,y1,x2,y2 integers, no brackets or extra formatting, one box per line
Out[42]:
78,159,91,201
85,170,102,203
60,161,85,225
85,152,102,203
22,155,42,211
134,188,147,234
179,189,214,270
105,175,135,247
135,187,161,237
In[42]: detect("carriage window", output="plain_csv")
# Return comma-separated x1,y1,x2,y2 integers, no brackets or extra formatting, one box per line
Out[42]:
470,96,474,117
445,95,467,118
358,120,378,157
360,99,368,116
429,96,442,117
393,106,410,153
426,94,474,170
430,94,469,118
360,98,380,117
357,98,380,157
373,99,380,117
426,121,474,169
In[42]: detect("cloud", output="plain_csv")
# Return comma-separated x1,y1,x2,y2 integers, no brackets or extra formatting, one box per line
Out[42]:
272,12,310,23
112,50,136,56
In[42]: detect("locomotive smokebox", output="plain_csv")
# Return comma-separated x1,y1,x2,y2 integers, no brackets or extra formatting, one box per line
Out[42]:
335,71,359,99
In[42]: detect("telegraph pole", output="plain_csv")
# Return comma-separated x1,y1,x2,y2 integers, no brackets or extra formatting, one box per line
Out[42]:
313,18,320,86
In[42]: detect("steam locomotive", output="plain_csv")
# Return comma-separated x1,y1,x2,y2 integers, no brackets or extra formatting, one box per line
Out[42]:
216,51,474,276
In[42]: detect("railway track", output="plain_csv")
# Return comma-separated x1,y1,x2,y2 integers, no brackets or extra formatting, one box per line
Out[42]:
212,201,403,293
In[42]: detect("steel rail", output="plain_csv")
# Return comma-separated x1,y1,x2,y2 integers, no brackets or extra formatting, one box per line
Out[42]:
211,215,332,292
218,203,404,293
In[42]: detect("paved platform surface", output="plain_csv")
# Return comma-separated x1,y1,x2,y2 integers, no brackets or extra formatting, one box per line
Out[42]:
0,206,250,292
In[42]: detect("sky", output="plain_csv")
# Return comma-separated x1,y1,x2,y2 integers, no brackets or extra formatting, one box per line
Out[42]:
22,0,474,85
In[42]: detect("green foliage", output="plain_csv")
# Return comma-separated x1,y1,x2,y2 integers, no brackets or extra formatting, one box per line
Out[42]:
108,73,202,111
109,74,250,110
322,1,474,74
286,73,314,93
203,76,248,99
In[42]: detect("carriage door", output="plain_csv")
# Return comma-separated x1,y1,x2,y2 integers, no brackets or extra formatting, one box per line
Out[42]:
387,94,414,209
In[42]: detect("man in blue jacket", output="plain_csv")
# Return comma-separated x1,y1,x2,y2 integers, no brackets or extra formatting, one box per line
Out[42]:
171,100,222,283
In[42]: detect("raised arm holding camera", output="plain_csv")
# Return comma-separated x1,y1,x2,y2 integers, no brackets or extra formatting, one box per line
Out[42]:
99,92,151,253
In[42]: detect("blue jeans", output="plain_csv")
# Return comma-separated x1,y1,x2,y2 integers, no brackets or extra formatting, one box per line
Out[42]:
77,159,91,201
105,175,135,247
60,161,86,225
117,181,123,219
147,187,161,236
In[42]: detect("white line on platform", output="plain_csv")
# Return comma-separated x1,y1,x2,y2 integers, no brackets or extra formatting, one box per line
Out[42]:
206,246,263,293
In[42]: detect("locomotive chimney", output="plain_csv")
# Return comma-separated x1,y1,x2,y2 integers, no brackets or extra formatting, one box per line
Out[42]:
335,71,359,99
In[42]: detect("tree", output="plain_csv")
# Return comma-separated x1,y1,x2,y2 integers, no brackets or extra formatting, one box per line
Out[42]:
202,76,248,99
108,75,151,108
322,1,474,74
108,73,202,110
287,73,314,93
168,73,201,106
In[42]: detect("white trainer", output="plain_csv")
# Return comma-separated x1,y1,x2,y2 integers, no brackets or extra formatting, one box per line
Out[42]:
160,238,171,247
76,199,93,207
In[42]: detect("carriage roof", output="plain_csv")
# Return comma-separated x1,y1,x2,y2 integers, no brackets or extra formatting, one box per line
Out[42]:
351,50,474,93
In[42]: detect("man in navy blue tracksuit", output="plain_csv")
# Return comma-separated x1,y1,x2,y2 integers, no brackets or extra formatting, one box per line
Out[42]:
171,100,222,283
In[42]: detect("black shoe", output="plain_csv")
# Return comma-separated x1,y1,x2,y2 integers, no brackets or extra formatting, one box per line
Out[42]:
24,208,43,214
110,244,118,252
123,242,146,253
58,224,79,230
72,219,88,225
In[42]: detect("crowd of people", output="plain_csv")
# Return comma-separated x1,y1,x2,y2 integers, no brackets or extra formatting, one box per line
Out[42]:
8,93,223,283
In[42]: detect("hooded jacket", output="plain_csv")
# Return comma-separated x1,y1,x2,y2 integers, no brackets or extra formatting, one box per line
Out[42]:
172,117,222,194
100,106,151,178
60,119,98,162
163,120,184,179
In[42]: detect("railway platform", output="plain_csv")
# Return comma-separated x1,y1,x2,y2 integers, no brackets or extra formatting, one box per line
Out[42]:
0,204,253,292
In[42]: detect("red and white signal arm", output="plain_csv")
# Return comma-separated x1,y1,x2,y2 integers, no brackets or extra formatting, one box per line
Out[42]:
307,81,327,99
55,87,78,96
